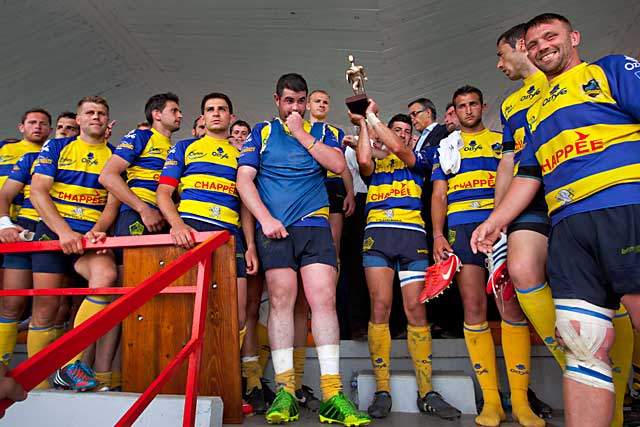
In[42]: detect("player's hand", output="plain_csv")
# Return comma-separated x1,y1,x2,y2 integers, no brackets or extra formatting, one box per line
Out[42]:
342,135,357,148
343,191,355,217
0,226,24,243
59,229,85,255
347,111,366,127
139,205,165,232
366,98,380,116
105,120,117,140
286,111,304,135
433,236,453,263
170,222,196,249
0,363,27,418
245,244,259,275
85,229,108,254
471,219,502,254
261,217,288,239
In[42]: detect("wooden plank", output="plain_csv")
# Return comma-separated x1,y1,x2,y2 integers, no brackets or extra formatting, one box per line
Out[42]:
121,238,241,423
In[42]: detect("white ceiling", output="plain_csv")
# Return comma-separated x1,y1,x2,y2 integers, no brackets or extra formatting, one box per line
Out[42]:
1,0,639,141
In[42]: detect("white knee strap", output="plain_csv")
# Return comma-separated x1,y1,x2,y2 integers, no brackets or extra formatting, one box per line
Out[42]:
555,299,615,392
399,270,426,287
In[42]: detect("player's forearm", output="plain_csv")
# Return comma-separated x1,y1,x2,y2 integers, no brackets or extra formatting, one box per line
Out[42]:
355,127,374,176
99,172,148,214
494,155,515,207
240,204,256,248
30,188,73,236
374,123,415,166
92,194,121,233
156,185,184,228
236,173,275,226
341,167,354,194
431,187,448,237
292,129,345,174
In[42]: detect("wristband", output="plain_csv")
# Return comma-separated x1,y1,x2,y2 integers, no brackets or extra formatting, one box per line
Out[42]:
366,112,381,127
306,139,317,151
0,216,16,230
433,234,444,241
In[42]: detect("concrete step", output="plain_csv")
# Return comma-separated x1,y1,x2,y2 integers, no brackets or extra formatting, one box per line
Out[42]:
2,390,223,427
356,370,477,414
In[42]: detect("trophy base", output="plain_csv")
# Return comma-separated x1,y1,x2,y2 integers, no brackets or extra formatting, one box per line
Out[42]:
345,94,368,117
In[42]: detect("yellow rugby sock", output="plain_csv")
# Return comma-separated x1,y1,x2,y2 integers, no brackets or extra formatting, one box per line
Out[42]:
320,373,342,401
27,325,58,389
111,371,122,390
65,296,110,368
238,325,247,349
95,371,112,391
464,322,504,427
241,356,262,392
0,319,19,365
257,323,270,373
274,368,296,395
406,324,433,397
611,306,633,427
515,283,566,370
368,322,391,392
293,346,306,390
502,321,544,427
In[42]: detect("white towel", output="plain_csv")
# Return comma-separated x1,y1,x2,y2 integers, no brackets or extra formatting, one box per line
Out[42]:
437,131,464,174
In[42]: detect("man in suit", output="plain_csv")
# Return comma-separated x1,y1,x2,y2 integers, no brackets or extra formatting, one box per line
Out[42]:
407,98,449,238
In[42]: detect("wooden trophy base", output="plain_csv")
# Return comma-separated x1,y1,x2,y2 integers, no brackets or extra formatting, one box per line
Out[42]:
345,93,368,116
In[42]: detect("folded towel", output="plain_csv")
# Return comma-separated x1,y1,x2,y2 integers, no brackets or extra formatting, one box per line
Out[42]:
437,131,464,174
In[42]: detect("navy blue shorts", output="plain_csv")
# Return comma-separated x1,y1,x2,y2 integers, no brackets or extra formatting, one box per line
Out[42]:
325,180,347,214
113,209,169,264
448,222,486,267
547,204,640,309
256,226,337,271
507,190,551,237
31,222,81,274
2,219,38,270
362,227,429,271
182,218,247,278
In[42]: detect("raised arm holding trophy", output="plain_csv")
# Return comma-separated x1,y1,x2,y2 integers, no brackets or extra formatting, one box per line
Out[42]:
345,55,369,116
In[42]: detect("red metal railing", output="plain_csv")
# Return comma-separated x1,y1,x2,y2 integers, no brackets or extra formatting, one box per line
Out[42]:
0,231,229,427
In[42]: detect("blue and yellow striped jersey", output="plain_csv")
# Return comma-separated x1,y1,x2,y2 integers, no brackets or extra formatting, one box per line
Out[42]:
0,139,42,219
238,118,340,228
113,128,172,212
159,136,241,232
8,152,39,223
33,137,114,233
518,55,640,225
314,122,345,182
431,128,502,226
365,151,430,232
500,70,547,166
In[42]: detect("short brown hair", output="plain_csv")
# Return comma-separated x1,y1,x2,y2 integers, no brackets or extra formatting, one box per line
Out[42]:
77,95,110,113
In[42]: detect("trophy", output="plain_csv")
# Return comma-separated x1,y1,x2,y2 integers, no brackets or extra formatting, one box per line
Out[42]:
345,55,368,116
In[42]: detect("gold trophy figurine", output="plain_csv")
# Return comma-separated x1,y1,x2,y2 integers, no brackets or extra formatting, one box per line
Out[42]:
345,55,369,116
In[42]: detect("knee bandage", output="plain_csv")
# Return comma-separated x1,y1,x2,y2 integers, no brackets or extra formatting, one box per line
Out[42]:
555,299,615,392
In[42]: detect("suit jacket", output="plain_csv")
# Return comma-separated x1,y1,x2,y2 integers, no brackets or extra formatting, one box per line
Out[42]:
416,123,450,240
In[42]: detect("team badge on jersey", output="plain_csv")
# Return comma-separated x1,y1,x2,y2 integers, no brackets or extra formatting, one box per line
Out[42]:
582,79,602,98
555,188,575,205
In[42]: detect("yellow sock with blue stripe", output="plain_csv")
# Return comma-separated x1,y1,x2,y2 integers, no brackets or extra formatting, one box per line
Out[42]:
611,306,633,427
257,323,270,373
407,324,433,397
502,320,544,427
27,324,58,388
0,318,19,365
368,322,391,392
464,322,504,427
515,283,566,370
65,296,111,368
